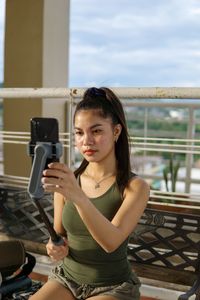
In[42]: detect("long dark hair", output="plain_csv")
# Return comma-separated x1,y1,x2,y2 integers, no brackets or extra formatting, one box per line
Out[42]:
73,87,131,195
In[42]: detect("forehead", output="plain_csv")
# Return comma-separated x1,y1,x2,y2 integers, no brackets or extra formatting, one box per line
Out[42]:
74,109,112,127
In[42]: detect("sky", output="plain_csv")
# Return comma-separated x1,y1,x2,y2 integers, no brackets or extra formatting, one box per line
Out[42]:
1,0,200,87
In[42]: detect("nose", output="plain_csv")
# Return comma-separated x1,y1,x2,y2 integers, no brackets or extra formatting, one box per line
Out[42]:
83,132,94,145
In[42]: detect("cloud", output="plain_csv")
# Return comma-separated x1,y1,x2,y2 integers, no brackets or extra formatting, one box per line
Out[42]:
69,0,200,87
0,0,200,86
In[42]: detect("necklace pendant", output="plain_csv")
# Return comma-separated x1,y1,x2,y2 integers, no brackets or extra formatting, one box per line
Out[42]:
95,183,100,189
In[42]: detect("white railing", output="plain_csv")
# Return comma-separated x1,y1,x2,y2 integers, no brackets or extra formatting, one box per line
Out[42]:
0,87,200,209
1,87,200,99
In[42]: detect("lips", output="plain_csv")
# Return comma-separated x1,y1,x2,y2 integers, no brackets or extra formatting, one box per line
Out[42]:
84,149,97,155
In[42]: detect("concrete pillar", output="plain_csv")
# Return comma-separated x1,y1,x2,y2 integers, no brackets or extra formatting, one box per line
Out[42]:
3,0,70,177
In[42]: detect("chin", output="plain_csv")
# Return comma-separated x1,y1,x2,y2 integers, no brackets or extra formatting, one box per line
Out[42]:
82,155,99,162
85,157,98,162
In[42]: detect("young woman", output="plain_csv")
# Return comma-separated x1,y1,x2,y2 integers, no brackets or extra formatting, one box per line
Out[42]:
30,87,149,300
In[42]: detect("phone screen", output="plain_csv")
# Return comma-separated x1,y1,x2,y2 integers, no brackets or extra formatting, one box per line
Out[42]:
30,117,59,143
30,117,60,168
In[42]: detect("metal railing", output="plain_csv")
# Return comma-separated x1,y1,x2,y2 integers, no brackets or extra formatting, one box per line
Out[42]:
0,87,200,210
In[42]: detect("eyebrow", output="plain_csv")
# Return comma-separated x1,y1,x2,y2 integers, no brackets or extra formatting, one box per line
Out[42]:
75,124,103,130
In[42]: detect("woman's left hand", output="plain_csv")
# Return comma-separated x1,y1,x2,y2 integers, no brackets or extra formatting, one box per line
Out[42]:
41,162,84,203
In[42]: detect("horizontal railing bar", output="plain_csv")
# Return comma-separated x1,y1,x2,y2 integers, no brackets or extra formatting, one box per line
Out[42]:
132,131,196,139
0,88,71,99
2,139,198,148
0,135,71,143
0,180,28,186
72,87,200,100
0,183,28,188
1,132,199,146
0,131,70,136
1,87,200,99
131,146,200,154
1,135,30,140
1,141,70,148
128,116,200,124
1,132,199,144
123,100,200,107
148,200,200,210
0,177,29,183
131,142,200,151
0,131,30,135
131,137,200,143
142,174,200,185
1,139,199,153
0,174,29,180
151,190,200,197
150,195,200,203
133,142,200,149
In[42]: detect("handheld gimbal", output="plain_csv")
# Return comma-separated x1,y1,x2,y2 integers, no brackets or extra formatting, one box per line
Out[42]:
27,118,64,245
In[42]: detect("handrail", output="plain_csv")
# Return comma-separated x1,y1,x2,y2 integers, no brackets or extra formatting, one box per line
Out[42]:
0,87,200,194
1,87,200,99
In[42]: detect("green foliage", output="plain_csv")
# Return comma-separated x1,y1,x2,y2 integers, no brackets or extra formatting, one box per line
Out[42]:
127,118,187,132
163,154,180,192
195,124,200,133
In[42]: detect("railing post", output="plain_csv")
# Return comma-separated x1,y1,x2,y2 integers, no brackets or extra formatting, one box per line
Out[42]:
185,107,195,193
66,92,74,168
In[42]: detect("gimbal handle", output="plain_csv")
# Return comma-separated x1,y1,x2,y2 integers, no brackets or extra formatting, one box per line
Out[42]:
28,142,64,245
28,142,62,199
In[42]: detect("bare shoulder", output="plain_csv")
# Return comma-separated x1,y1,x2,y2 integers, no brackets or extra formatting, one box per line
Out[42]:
114,176,150,235
128,175,149,192
123,176,150,203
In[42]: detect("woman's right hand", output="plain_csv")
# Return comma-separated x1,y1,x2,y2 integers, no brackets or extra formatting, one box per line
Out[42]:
46,237,69,262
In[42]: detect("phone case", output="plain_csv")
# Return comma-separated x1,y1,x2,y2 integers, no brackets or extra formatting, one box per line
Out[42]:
29,117,60,168
30,117,59,143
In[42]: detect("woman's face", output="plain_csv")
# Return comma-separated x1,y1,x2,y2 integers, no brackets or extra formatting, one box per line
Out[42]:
74,109,120,163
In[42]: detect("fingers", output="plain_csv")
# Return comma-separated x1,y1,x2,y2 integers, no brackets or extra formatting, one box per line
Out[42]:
46,238,68,262
42,163,76,192
42,163,69,186
42,169,65,180
42,176,63,187
48,162,68,171
41,162,79,198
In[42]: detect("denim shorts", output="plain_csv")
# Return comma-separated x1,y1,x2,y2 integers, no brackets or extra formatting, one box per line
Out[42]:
49,264,141,300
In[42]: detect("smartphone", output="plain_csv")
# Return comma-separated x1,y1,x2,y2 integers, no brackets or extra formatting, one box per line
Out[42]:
29,117,60,169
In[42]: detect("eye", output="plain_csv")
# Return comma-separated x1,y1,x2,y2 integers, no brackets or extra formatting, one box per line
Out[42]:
92,129,102,134
75,130,83,136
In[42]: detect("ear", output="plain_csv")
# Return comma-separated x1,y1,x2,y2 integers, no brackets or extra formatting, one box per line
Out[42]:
114,124,122,142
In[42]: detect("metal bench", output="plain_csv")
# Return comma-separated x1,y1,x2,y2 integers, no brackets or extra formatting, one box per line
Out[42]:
1,187,200,299
128,207,200,300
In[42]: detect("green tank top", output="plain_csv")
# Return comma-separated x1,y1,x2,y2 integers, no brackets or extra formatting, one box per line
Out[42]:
61,181,135,286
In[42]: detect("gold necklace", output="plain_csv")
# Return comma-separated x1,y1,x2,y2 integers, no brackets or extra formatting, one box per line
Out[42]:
84,170,115,189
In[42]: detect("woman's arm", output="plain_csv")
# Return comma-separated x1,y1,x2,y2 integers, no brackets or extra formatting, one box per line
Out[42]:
75,177,149,252
46,192,68,261
42,163,150,253
53,192,67,236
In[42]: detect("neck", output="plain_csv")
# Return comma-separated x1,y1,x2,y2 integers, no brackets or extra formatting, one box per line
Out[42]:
84,163,116,189
86,161,117,178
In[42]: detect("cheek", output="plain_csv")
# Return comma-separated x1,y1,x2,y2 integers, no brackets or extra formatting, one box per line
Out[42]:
75,137,83,148
99,135,114,146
